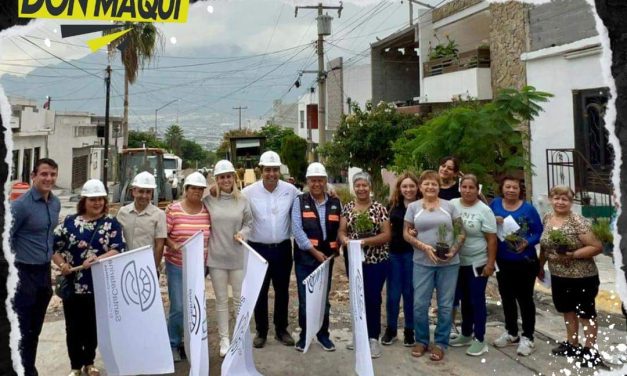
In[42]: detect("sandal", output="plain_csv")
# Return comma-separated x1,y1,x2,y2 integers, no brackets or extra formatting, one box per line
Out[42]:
430,345,445,361
83,365,101,376
411,343,428,357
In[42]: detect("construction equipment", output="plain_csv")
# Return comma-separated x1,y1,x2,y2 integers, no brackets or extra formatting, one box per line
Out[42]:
226,135,266,188
110,148,173,211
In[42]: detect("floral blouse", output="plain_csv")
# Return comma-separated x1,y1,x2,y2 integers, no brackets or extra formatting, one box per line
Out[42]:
54,214,126,294
540,212,598,279
342,201,389,264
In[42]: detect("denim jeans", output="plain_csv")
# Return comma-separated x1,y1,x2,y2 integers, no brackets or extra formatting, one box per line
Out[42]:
386,252,414,331
166,262,183,349
455,265,488,342
413,263,459,348
295,260,333,341
363,261,388,339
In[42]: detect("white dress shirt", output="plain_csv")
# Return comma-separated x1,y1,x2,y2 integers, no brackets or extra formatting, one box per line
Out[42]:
242,180,300,244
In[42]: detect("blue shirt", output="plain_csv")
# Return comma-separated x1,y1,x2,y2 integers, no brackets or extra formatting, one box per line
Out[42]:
10,188,61,265
291,194,328,251
489,197,543,262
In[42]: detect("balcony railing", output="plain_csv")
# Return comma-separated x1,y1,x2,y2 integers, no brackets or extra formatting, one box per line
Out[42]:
423,47,490,77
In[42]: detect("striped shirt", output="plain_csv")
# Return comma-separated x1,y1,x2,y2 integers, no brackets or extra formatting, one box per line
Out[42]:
164,201,211,266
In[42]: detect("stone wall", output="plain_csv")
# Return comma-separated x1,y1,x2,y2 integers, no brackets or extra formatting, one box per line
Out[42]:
326,57,343,132
489,1,528,92
432,0,483,23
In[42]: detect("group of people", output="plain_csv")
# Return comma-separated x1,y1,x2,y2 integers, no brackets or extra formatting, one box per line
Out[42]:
10,153,607,376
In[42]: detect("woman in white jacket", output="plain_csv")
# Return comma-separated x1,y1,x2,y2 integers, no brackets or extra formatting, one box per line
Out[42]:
203,160,253,357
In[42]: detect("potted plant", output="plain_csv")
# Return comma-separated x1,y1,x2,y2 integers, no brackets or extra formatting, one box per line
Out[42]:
504,220,528,253
592,217,614,256
435,224,450,260
353,210,375,239
547,228,575,254
429,36,459,61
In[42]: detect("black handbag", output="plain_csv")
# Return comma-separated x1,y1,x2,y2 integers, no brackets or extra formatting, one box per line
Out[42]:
54,217,104,300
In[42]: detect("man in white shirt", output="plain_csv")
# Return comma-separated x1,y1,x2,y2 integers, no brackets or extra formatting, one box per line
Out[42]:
116,172,167,268
242,151,299,348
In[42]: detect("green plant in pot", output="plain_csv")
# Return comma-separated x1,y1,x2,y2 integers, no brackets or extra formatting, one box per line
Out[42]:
435,224,450,260
592,217,614,255
547,228,575,255
353,210,375,239
504,220,528,253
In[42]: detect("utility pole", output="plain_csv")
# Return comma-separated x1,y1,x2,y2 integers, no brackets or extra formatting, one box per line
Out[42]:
233,106,247,130
102,64,111,187
295,2,342,161
407,0,435,26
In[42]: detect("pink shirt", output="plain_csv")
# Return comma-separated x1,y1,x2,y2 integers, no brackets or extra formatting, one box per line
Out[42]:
164,201,210,266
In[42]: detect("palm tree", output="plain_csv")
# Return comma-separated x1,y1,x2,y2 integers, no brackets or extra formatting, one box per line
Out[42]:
105,22,163,148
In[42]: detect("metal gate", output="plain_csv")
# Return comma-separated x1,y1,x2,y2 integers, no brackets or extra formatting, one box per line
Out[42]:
71,147,91,190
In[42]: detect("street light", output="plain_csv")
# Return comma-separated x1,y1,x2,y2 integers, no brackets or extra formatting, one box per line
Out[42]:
154,99,178,138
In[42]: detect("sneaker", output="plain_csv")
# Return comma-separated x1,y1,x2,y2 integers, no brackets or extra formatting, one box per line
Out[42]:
551,341,582,357
83,365,100,376
67,370,81,376
275,330,295,346
294,337,305,352
403,328,415,347
381,328,397,345
466,340,489,356
493,331,520,348
450,334,473,347
171,347,182,363
369,338,382,358
579,347,603,368
516,336,535,356
219,337,230,357
449,325,460,340
317,336,336,352
253,333,267,348
346,341,354,350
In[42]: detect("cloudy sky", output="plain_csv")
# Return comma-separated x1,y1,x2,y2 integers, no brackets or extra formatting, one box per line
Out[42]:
0,0,445,147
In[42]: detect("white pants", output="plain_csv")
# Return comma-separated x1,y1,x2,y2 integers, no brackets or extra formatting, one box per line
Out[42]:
209,267,244,340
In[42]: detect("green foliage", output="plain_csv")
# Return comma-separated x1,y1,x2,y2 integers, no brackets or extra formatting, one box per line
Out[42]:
393,86,553,195
164,124,184,156
181,139,212,169
592,217,614,244
259,124,295,152
437,224,449,244
319,101,421,191
215,128,259,157
280,134,308,181
128,130,166,149
429,36,459,60
547,228,575,250
334,186,353,205
353,211,375,236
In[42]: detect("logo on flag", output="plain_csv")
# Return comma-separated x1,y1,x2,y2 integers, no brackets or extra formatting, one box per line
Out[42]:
120,260,157,312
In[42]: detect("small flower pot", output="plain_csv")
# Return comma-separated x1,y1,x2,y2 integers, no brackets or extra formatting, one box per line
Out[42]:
505,238,524,253
555,244,571,255
435,243,450,260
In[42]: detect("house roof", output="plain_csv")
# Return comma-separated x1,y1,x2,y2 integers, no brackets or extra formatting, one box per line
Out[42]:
370,25,419,50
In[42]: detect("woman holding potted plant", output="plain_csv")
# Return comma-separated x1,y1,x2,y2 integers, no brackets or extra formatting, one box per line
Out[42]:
381,172,419,347
449,174,497,356
403,170,466,362
538,186,604,368
488,176,543,356
338,171,391,358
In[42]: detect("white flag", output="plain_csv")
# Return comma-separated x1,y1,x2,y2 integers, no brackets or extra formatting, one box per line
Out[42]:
302,258,332,353
182,231,209,376
221,241,268,376
92,246,174,376
348,241,374,376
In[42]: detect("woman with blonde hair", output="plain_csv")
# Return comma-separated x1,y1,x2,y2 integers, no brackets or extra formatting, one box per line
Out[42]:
539,185,604,368
203,160,253,357
381,172,419,347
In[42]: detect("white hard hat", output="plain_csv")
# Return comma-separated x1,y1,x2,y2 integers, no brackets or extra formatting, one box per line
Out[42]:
184,172,207,188
214,160,235,176
131,171,157,189
80,179,107,198
306,162,327,178
259,151,282,167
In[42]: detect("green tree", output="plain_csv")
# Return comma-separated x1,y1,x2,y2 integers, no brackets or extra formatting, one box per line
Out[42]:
164,124,185,156
318,101,421,194
181,139,210,169
105,22,163,148
128,130,166,149
392,86,553,195
280,134,308,181
259,124,295,152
